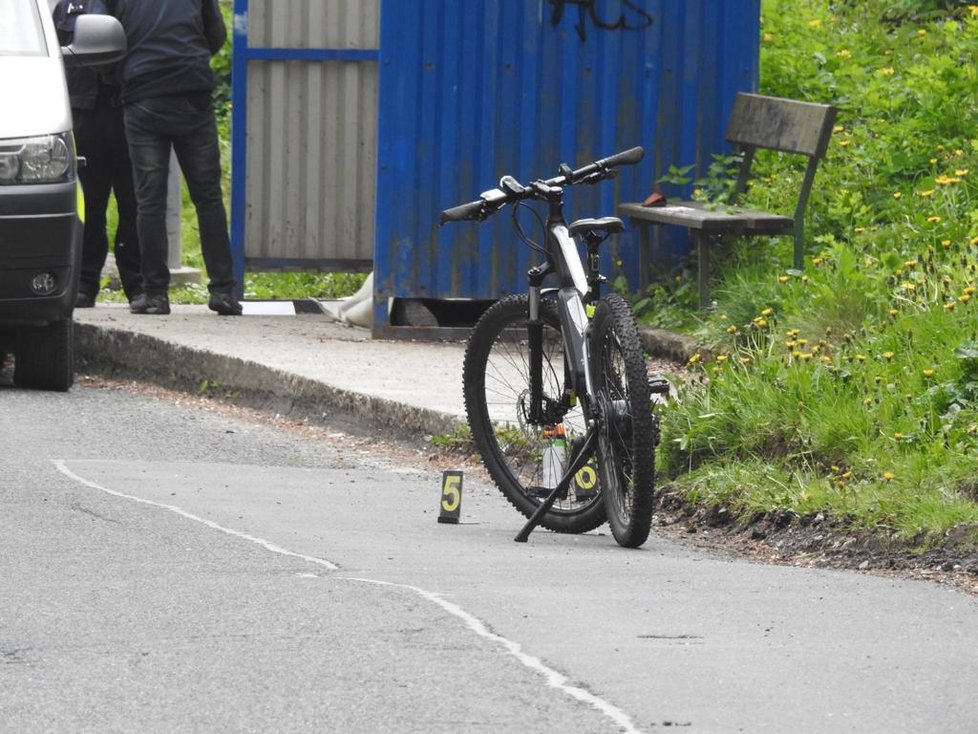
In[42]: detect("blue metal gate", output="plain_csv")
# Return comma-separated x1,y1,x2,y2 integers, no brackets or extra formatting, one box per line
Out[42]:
372,0,759,336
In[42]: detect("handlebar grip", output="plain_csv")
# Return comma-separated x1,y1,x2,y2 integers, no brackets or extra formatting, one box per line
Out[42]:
439,199,485,224
599,146,644,169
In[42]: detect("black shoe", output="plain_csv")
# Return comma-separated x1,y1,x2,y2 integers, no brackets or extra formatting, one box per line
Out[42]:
130,293,170,315
208,292,242,316
75,292,96,308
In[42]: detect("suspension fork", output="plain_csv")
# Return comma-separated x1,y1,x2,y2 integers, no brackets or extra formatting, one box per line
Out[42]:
526,264,549,425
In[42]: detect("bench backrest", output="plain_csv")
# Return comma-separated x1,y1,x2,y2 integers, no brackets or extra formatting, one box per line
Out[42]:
724,93,836,269
726,92,836,159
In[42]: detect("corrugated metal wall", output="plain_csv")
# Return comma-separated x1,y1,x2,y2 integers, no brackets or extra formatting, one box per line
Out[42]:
231,0,379,273
373,0,759,317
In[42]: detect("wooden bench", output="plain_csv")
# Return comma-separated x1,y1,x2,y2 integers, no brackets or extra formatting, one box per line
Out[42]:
620,92,837,308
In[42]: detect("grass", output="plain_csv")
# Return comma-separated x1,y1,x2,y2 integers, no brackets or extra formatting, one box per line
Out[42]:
639,0,978,551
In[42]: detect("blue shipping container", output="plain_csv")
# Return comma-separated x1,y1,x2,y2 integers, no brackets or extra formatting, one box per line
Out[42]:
373,0,759,335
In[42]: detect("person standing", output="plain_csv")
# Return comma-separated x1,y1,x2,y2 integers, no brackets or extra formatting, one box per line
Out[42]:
53,0,143,308
110,0,241,316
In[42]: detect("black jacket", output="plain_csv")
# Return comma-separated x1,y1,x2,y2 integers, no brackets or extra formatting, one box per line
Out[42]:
109,0,226,104
52,0,120,109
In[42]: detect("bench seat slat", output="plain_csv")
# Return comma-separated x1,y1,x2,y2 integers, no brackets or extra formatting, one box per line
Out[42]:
619,201,793,233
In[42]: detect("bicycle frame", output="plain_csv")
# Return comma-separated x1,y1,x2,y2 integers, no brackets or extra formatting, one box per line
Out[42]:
527,194,598,423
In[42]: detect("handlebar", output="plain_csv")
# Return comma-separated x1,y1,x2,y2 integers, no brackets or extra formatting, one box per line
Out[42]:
439,146,644,224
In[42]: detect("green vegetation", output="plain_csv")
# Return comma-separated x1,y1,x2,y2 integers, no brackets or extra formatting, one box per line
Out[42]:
648,0,978,550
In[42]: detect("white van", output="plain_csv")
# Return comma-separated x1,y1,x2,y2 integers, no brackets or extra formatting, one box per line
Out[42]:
0,0,125,390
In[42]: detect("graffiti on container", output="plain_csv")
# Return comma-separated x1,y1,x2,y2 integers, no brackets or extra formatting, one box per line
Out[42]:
548,0,654,42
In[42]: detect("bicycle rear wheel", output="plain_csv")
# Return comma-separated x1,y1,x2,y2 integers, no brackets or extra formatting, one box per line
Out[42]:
463,295,606,534
588,294,657,547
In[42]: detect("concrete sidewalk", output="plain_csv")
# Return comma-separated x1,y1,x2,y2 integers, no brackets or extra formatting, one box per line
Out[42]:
74,304,469,441
73,303,693,442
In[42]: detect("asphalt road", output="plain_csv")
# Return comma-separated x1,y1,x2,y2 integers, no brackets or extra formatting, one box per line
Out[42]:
2,381,977,733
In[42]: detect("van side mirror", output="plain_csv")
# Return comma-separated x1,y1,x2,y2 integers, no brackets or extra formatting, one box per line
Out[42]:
61,14,126,68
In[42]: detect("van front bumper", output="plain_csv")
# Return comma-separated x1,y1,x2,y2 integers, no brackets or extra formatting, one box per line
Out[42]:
0,180,80,326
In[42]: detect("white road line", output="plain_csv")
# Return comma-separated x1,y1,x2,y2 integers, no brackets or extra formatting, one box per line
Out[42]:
349,576,645,734
55,460,643,734
53,460,339,571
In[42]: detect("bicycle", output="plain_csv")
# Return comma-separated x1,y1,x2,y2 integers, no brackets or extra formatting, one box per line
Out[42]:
439,147,668,548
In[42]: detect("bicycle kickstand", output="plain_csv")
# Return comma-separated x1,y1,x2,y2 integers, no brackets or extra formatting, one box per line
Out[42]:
514,425,599,543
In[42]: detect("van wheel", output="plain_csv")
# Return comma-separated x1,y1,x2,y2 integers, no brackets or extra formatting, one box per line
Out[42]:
14,319,74,392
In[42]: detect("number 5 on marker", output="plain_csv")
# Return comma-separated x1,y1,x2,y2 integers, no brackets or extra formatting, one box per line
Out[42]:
439,470,463,524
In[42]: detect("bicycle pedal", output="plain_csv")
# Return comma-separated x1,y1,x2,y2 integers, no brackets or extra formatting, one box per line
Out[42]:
648,378,671,395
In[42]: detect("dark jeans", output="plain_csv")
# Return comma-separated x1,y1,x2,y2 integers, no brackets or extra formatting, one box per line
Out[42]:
123,94,235,297
75,101,142,301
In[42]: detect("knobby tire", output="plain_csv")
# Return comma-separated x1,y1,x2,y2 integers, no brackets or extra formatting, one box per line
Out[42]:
589,294,657,547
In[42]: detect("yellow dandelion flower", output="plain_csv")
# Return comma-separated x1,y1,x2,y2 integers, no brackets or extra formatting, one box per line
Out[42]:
809,18,822,28
753,318,768,329
927,216,941,223
739,357,751,365
797,338,808,346
923,369,935,378
917,28,927,37
904,260,918,268
930,158,939,165
882,471,895,481
786,340,798,348
763,32,774,42
960,293,972,303
688,353,702,365
864,397,874,405
787,329,801,338
970,236,978,246
918,189,935,197
800,353,813,361
901,282,916,291
956,169,969,176
970,5,978,17
761,308,774,317
791,350,803,359
812,257,824,266
842,471,853,480
881,67,895,75
779,275,790,284
945,302,957,311
833,125,845,133
889,308,899,316
716,354,729,363
894,432,903,440
965,286,976,295
883,351,895,361
836,49,851,58
854,226,866,233
892,191,902,199
943,240,953,249
726,325,738,334
855,354,867,362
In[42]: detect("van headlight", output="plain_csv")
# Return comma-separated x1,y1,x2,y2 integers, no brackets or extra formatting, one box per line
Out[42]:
0,133,74,185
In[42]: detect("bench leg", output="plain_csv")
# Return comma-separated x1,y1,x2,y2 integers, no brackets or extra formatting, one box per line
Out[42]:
694,231,711,309
635,220,651,294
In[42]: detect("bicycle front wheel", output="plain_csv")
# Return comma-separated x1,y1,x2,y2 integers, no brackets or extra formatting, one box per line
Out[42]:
463,295,606,534
589,294,657,548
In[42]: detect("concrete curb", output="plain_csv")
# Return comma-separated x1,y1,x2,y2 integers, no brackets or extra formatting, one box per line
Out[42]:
637,326,705,363
74,322,465,443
